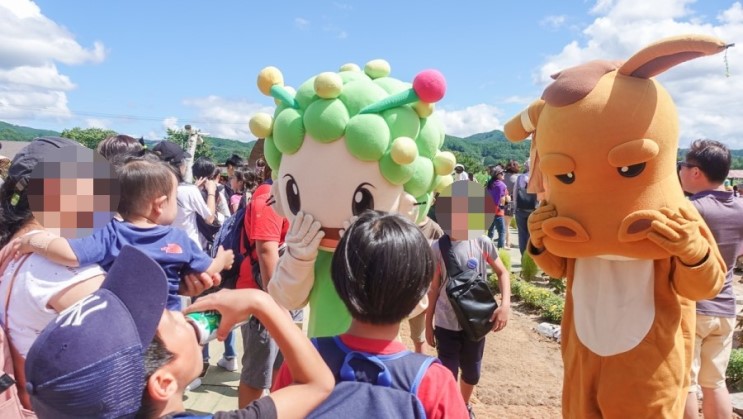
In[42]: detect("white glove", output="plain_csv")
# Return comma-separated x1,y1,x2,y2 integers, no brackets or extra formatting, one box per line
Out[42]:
267,211,324,310
285,211,324,261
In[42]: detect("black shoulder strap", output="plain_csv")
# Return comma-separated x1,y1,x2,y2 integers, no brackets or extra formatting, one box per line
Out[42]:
439,235,463,277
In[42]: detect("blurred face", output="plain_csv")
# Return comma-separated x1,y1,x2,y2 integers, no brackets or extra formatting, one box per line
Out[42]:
229,176,242,193
435,180,496,241
227,164,235,178
26,147,119,239
156,310,203,387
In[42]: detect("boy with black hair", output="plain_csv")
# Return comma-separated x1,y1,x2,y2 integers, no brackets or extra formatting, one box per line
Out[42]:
24,245,334,418
9,155,234,310
680,139,743,419
273,210,469,418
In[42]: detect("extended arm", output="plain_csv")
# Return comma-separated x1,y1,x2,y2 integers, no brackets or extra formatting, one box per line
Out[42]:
186,290,334,418
425,266,441,348
15,231,80,267
488,254,511,332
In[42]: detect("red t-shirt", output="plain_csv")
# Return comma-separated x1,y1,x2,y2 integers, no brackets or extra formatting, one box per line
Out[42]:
272,334,469,419
235,183,289,289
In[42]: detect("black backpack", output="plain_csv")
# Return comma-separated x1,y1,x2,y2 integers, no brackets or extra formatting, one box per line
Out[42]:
210,206,248,289
515,174,537,211
439,235,497,341
307,336,438,419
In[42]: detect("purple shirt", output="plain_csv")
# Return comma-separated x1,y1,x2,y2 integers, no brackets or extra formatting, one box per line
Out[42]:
691,190,743,318
487,179,507,213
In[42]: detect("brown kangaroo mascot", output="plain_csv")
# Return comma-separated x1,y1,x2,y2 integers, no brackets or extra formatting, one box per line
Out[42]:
504,34,730,418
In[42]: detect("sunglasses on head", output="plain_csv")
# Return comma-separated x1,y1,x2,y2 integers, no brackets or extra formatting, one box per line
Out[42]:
677,161,699,170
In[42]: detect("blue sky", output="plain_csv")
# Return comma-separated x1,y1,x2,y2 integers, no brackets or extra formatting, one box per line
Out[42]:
1,0,741,146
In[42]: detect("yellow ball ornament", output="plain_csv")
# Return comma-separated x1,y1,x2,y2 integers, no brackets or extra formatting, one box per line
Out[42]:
414,102,435,118
314,72,343,99
390,137,418,165
249,113,274,138
257,67,284,96
339,63,361,72
434,174,454,193
433,151,456,176
364,59,391,79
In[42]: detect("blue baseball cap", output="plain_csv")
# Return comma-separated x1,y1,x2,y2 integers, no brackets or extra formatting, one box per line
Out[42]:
24,246,168,418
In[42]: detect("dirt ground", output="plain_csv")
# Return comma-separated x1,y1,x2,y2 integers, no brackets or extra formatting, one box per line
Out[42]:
399,300,564,418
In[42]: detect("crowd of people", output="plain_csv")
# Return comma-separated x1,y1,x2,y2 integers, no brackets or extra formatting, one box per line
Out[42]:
0,134,742,418
0,135,515,418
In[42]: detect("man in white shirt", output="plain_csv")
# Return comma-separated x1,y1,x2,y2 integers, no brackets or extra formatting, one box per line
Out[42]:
454,164,469,181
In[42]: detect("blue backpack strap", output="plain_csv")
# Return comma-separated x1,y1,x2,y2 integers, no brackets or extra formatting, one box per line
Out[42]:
340,351,393,387
410,357,439,395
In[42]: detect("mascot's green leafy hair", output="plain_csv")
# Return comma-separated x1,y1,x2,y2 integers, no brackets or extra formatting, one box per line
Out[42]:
250,59,455,337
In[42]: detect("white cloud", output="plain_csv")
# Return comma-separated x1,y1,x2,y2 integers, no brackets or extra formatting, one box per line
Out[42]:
0,0,105,121
540,15,567,29
437,104,503,138
162,116,179,131
501,95,534,105
181,96,274,141
537,0,743,147
294,17,310,30
85,118,108,129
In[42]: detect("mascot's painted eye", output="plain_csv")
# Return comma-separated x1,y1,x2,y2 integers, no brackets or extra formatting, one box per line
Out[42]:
556,172,575,185
352,183,375,216
284,174,301,215
618,163,646,178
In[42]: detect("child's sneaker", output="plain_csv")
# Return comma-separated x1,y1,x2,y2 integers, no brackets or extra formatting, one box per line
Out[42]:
467,403,476,419
217,356,237,372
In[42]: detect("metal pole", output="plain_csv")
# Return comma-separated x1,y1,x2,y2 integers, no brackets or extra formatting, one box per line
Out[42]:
184,125,201,183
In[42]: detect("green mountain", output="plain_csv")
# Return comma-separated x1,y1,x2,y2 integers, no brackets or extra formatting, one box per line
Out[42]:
143,137,255,164
0,121,254,164
442,130,531,172
0,121,60,141
206,136,255,164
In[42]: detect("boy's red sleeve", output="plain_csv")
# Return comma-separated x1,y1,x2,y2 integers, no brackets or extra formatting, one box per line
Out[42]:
416,363,470,419
271,362,293,392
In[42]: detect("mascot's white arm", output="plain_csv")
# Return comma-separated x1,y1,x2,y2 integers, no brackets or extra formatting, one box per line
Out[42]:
268,211,324,310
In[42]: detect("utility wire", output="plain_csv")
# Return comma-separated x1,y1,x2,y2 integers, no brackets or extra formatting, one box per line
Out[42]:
0,104,252,126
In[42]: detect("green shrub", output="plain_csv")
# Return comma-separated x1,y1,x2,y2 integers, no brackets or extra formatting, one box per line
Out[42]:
488,273,500,294
498,248,511,273
510,278,565,323
521,252,539,282
727,349,743,391
548,277,567,295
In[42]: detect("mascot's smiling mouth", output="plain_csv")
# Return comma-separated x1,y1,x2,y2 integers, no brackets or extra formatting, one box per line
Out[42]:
320,227,341,249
